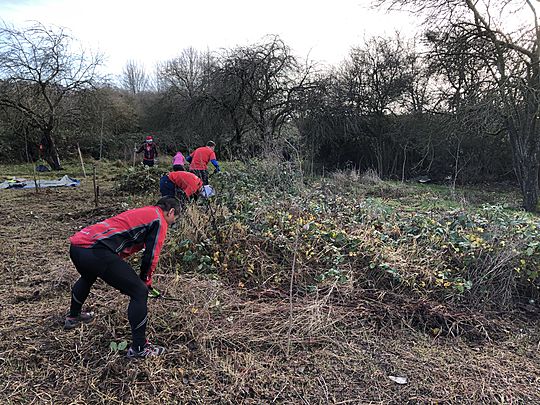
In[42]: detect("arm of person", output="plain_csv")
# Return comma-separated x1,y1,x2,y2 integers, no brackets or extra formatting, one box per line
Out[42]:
210,159,221,172
136,144,144,153
139,219,167,287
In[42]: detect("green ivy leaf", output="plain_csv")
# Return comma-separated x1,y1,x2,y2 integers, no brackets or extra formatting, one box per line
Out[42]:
118,341,128,351
109,341,118,351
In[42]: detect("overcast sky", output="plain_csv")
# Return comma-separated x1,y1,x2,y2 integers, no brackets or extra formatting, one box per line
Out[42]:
0,0,419,77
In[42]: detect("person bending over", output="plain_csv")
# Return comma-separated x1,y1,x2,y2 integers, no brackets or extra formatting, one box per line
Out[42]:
159,170,205,203
64,196,182,358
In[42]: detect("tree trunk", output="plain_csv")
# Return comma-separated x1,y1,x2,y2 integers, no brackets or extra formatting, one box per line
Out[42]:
41,130,62,170
507,117,540,212
518,159,539,212
24,127,30,163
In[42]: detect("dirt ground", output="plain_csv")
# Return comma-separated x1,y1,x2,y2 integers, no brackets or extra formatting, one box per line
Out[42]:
1,180,540,404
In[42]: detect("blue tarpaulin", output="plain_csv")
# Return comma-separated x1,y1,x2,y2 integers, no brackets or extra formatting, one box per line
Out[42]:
0,175,80,190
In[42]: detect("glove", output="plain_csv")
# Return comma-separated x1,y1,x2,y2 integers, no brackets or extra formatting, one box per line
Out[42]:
148,286,161,298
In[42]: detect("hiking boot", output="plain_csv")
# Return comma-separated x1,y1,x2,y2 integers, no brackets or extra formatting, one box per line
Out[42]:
126,342,166,359
64,311,95,330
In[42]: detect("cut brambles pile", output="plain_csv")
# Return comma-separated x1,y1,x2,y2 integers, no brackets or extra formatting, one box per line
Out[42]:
116,165,166,195
1,160,539,404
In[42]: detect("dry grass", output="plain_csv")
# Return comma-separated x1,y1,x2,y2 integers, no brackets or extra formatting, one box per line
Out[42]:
1,177,540,404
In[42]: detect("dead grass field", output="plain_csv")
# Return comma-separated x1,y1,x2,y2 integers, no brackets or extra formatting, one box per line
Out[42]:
1,176,539,404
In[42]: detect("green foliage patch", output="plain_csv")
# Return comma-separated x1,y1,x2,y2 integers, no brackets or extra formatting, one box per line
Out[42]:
158,161,538,310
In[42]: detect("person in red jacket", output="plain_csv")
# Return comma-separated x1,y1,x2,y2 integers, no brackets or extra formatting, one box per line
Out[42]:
136,135,158,167
64,196,182,358
186,141,220,185
159,170,203,202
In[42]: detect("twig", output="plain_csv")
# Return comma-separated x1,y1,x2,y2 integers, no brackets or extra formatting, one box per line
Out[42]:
33,164,40,194
204,197,223,244
286,222,300,359
272,383,288,403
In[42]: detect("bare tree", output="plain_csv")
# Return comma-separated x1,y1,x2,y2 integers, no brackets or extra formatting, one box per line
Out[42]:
157,47,212,99
377,0,540,211
154,48,220,147
0,21,103,169
214,36,316,151
121,60,149,94
155,39,316,154
337,35,415,175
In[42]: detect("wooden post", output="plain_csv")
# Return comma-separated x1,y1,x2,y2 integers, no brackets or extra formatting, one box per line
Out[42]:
92,164,99,207
99,113,104,160
33,165,40,194
77,143,87,178
133,142,137,167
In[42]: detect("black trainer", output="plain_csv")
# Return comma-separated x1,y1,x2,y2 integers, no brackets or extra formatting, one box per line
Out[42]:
64,312,95,330
126,342,166,358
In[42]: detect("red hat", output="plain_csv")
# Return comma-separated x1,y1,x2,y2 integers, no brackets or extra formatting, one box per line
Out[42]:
146,135,153,141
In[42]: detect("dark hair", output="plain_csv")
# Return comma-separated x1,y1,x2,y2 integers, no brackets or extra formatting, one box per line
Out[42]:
155,196,183,214
206,141,216,147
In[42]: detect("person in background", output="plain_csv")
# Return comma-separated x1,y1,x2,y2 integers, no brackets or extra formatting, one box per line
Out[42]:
172,151,185,171
160,170,203,203
64,196,182,358
136,135,158,167
186,141,220,185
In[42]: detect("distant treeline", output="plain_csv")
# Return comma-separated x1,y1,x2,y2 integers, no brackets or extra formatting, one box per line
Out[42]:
1,0,539,209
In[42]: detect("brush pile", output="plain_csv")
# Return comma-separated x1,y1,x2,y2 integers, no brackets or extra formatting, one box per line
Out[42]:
116,165,165,194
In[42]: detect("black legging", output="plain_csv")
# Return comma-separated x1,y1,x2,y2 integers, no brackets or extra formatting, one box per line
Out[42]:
191,169,209,185
69,245,148,350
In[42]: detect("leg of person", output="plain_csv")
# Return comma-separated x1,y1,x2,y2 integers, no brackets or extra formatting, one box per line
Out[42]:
191,169,203,182
143,159,154,167
65,245,99,329
192,169,209,185
97,254,165,358
201,170,209,186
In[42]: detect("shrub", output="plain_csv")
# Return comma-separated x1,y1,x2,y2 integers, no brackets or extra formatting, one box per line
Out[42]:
116,165,165,194
158,159,538,309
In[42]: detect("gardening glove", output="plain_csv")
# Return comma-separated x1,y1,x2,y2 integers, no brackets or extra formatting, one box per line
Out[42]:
148,286,161,298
